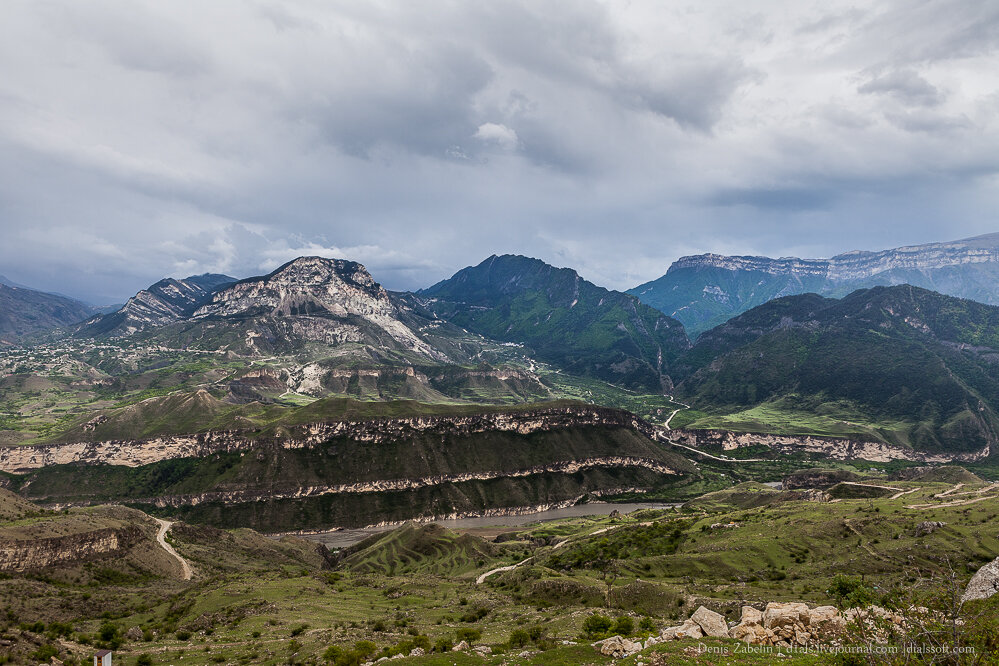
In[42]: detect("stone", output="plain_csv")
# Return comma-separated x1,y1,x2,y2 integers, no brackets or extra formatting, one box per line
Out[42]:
691,605,729,638
739,606,763,627
963,556,999,602
453,640,470,651
763,602,811,632
596,635,643,658
914,521,947,537
126,626,144,641
676,619,704,640
808,606,845,637
408,647,425,657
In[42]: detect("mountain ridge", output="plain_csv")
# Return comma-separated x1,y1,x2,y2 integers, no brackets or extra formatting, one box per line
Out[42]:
418,254,690,392
631,232,999,335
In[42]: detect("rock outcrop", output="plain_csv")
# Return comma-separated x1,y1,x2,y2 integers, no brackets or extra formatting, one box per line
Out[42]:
666,428,988,464
657,602,848,649
962,557,999,602
0,404,659,473
0,526,142,571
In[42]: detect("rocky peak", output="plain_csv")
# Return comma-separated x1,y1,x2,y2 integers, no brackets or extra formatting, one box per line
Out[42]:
78,272,234,337
194,257,394,319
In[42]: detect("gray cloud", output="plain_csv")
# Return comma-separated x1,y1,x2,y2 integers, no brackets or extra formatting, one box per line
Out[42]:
0,0,997,304
858,69,943,107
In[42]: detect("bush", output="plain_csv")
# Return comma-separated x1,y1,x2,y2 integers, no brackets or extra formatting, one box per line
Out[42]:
582,614,614,638
175,630,191,641
30,645,58,662
612,616,634,636
456,627,481,644
639,616,657,632
290,623,309,637
433,636,454,653
136,654,154,666
508,629,530,648
828,575,876,608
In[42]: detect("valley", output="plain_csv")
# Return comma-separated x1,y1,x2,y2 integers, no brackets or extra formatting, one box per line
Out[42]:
3,239,999,663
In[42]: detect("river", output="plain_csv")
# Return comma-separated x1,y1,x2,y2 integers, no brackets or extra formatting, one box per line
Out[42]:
299,502,680,549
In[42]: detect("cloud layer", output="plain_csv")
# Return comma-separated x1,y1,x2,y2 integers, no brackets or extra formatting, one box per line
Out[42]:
0,0,997,302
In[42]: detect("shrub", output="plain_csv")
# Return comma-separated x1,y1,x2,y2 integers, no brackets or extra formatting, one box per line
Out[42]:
508,629,530,648
175,630,191,641
433,636,454,653
828,575,876,608
136,654,154,666
290,623,309,637
612,616,634,636
456,627,481,644
582,614,614,638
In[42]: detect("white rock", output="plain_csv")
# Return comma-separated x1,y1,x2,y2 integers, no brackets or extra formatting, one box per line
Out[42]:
691,605,729,638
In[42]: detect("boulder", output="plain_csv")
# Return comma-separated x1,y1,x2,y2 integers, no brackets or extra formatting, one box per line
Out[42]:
914,521,947,537
595,635,643,658
408,647,425,657
763,602,811,645
739,606,763,627
808,606,845,637
676,619,703,640
453,640,469,652
691,606,729,638
126,626,144,641
659,618,704,641
763,602,810,630
731,622,773,645
963,557,999,602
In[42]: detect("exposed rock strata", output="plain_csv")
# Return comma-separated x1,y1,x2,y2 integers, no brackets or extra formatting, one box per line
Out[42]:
132,458,677,508
666,428,989,463
0,526,142,571
0,405,653,473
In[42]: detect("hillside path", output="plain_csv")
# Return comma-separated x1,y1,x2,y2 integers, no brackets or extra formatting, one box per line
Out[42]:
660,435,766,463
154,518,192,580
477,557,532,584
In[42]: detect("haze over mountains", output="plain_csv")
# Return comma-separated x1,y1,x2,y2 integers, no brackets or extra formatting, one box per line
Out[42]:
629,233,999,336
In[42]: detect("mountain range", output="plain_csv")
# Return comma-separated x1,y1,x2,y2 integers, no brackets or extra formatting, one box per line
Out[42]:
629,232,999,336
4,232,999,459
672,285,999,454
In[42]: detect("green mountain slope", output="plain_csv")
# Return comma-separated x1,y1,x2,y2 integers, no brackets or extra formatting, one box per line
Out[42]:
674,286,999,454
0,282,97,344
418,255,690,393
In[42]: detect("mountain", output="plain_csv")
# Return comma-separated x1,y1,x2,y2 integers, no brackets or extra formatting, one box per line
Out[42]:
0,281,98,343
417,255,690,393
630,233,999,336
78,272,235,337
674,285,999,454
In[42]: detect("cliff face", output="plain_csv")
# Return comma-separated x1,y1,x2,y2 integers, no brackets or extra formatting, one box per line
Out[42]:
193,257,445,360
630,233,999,335
8,405,691,531
0,404,654,473
0,525,142,571
78,273,234,337
666,429,990,463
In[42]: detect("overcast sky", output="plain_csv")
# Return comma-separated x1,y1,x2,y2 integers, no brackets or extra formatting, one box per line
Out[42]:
1,1,998,303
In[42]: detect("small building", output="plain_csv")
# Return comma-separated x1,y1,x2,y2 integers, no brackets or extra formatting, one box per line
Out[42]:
94,649,112,666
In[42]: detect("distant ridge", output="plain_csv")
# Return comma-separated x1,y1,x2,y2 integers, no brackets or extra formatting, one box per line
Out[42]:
630,233,999,335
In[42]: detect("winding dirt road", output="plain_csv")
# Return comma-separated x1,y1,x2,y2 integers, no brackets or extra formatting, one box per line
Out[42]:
154,518,193,580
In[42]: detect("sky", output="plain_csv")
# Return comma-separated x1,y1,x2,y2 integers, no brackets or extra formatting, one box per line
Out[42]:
1,1,998,304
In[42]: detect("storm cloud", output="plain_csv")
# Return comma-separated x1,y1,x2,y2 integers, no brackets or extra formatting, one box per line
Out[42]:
0,0,997,303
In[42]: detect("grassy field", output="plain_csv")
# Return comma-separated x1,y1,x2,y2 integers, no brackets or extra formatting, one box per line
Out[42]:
3,471,999,664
